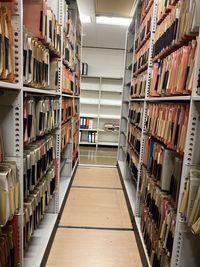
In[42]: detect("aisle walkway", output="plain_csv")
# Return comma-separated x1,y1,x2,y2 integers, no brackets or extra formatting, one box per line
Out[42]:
46,166,143,267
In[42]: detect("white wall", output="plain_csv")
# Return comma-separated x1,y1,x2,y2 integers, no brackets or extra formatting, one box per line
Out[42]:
82,47,125,77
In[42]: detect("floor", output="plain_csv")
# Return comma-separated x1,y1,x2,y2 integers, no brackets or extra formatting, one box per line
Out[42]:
79,146,118,166
46,166,143,267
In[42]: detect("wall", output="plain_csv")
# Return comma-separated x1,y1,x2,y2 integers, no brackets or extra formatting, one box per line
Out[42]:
82,47,125,77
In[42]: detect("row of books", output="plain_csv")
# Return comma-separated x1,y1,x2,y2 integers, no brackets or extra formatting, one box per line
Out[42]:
131,71,146,98
143,137,182,206
126,148,139,182
133,39,149,75
128,102,144,129
140,0,154,23
0,6,15,83
135,5,152,53
23,97,60,144
61,122,71,152
0,219,19,266
23,135,55,199
150,40,197,96
24,165,56,249
0,160,20,226
62,99,73,124
128,124,141,156
62,65,74,94
24,2,61,55
140,167,176,266
180,168,200,235
23,30,50,88
153,1,199,60
146,103,189,154
63,31,74,70
80,118,94,129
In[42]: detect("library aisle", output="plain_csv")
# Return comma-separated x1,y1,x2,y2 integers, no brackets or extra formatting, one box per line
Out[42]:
45,166,143,267
79,146,118,166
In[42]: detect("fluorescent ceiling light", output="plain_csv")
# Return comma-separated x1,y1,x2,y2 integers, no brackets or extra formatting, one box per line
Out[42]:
96,16,132,26
80,15,91,24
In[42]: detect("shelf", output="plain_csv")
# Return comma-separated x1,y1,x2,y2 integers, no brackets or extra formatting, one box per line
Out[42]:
130,98,145,101
80,99,99,105
82,75,123,80
59,176,71,211
98,142,118,146
23,86,60,95
192,95,200,101
147,95,191,101
81,88,99,92
80,113,98,118
101,89,122,93
80,142,97,145
62,93,74,98
24,213,58,267
99,114,120,119
99,129,119,134
80,128,98,131
100,100,121,106
0,81,21,90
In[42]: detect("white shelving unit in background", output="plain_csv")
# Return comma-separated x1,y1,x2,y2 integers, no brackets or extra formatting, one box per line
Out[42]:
80,75,123,147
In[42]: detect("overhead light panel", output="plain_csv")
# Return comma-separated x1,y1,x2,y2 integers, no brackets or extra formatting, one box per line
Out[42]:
80,15,91,24
96,16,131,26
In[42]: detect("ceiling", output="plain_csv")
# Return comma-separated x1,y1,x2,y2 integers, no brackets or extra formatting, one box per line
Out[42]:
95,0,135,17
77,0,135,49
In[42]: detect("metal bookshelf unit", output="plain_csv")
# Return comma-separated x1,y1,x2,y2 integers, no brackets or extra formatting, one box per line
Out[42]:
118,0,200,267
0,0,81,266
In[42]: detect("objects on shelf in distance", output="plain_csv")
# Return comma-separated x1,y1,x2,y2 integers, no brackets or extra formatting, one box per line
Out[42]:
128,102,144,129
104,123,119,132
131,71,146,98
0,6,15,82
146,103,189,154
179,167,200,234
140,167,176,267
81,62,88,76
23,97,60,143
88,132,97,143
150,40,197,96
80,117,94,129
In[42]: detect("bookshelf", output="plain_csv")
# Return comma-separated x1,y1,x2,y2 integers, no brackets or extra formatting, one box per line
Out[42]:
118,0,200,267
80,75,123,147
0,0,80,266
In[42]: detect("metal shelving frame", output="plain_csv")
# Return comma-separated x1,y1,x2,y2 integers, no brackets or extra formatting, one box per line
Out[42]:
118,0,200,266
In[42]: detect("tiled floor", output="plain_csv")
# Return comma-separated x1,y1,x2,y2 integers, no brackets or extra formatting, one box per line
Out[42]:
46,166,142,267
79,146,118,166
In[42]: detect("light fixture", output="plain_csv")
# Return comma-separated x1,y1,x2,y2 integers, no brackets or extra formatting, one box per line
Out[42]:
80,15,91,24
96,16,132,26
